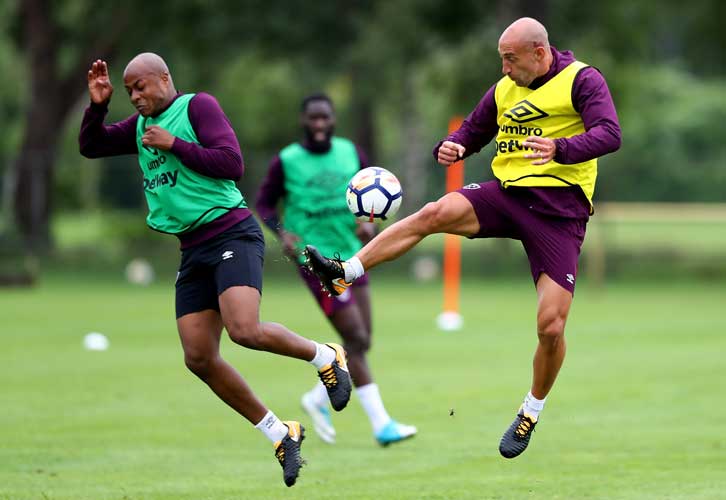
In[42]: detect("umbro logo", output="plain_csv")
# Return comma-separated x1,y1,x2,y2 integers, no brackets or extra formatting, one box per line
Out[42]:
222,250,234,260
463,183,481,190
504,100,549,124
566,273,575,284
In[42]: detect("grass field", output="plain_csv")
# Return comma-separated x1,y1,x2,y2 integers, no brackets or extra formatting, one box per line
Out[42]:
2,273,725,499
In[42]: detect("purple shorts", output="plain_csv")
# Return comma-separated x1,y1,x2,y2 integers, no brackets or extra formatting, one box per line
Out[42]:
457,181,587,294
298,265,369,317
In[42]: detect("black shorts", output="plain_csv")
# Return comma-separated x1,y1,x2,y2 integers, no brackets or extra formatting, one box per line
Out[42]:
175,216,265,318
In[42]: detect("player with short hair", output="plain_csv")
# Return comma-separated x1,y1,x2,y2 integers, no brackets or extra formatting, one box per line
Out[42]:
79,53,353,487
305,17,621,458
255,93,416,446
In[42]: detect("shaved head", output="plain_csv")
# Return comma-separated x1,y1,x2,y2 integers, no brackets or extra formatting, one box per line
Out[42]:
124,52,171,79
499,17,550,51
497,17,553,87
122,52,176,117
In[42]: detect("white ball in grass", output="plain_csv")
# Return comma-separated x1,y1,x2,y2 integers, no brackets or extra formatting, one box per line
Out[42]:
83,332,109,351
411,256,440,282
125,258,154,286
436,312,463,331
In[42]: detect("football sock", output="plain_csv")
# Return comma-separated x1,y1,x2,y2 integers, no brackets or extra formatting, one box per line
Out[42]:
255,410,289,443
344,256,364,282
356,383,391,434
522,391,546,419
306,381,330,407
309,342,336,369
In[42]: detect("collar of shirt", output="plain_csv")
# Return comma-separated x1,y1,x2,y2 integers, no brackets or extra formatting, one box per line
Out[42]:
528,46,576,90
150,92,184,118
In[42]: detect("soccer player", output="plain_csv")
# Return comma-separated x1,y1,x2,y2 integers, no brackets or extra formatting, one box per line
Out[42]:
255,93,416,446
79,53,353,487
305,17,621,459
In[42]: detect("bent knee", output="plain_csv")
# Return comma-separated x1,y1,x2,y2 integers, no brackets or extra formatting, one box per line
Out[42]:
184,351,217,378
227,321,264,349
415,196,477,235
343,331,371,356
537,312,567,341
416,201,449,233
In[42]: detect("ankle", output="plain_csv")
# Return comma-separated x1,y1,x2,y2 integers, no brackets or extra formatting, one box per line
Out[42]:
522,391,546,419
309,342,336,369
344,256,364,282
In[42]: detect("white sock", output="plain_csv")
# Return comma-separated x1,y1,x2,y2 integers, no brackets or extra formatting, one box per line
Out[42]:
356,383,391,434
254,410,289,443
309,342,336,369
523,391,546,420
306,381,330,407
344,256,365,282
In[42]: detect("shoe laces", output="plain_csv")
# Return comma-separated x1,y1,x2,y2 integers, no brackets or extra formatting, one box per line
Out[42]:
515,415,535,438
275,444,285,464
318,364,338,388
276,439,304,468
330,252,345,274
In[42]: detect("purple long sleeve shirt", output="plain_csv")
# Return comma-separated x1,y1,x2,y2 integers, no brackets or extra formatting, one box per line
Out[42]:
255,140,368,233
79,92,252,247
434,47,621,218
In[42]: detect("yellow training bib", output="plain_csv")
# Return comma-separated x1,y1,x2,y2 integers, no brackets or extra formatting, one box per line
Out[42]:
492,61,597,205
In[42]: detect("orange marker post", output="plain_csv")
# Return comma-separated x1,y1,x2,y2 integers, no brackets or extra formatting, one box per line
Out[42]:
437,117,465,331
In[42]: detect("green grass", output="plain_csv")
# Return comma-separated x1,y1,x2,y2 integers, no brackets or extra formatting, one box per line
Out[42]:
2,275,725,499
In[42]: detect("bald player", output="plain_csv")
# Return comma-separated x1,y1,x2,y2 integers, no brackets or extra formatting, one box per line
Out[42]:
304,18,621,459
79,53,353,487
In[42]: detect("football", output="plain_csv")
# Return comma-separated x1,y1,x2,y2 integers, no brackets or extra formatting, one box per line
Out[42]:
345,167,403,222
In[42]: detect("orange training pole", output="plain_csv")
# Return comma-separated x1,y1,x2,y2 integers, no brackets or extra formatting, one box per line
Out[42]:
437,116,465,331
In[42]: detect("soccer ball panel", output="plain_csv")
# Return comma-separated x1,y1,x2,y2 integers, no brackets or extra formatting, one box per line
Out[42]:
360,189,391,218
346,166,403,222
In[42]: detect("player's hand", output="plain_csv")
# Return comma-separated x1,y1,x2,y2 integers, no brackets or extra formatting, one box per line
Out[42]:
437,141,466,166
142,125,175,151
523,136,556,165
279,230,300,260
87,59,114,105
356,222,376,244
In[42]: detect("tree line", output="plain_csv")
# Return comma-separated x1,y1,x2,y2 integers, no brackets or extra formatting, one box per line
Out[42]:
1,0,724,252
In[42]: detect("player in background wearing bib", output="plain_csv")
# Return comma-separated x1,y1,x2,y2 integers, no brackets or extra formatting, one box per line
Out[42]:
256,94,416,447
305,18,621,459
79,54,353,487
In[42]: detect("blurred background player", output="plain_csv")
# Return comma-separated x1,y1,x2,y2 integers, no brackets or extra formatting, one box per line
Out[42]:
305,17,621,459
79,54,352,487
256,93,416,446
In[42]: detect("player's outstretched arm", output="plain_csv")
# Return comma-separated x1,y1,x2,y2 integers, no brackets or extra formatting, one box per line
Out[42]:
87,59,114,106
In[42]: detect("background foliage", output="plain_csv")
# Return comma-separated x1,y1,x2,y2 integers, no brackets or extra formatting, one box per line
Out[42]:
0,0,724,256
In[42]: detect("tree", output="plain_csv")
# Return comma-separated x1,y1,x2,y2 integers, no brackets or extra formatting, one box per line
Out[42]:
14,0,130,251
10,0,369,252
